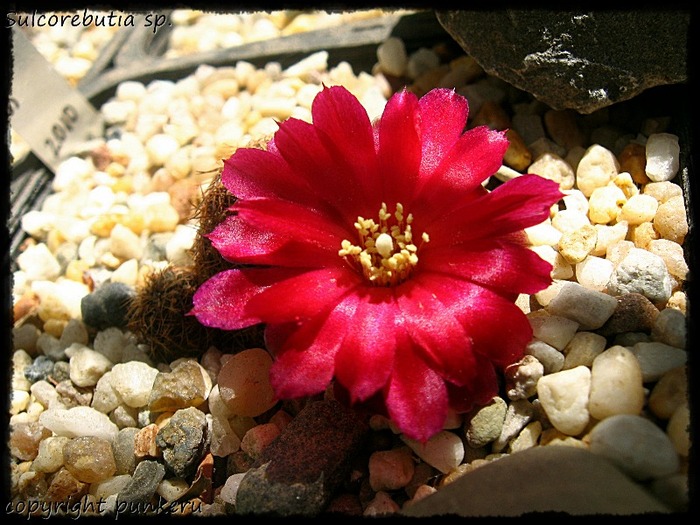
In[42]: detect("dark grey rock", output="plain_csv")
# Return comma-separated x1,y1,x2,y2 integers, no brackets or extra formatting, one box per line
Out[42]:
401,446,671,516
24,355,55,383
436,10,689,114
235,399,370,516
112,427,140,475
156,407,209,478
80,281,136,330
116,459,165,507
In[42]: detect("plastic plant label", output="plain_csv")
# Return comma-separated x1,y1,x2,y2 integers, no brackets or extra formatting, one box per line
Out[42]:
10,27,103,173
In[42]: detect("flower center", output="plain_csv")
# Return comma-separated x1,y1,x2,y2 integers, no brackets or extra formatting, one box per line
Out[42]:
339,202,429,286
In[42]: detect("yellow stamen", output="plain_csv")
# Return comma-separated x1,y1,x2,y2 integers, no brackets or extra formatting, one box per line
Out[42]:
338,202,429,286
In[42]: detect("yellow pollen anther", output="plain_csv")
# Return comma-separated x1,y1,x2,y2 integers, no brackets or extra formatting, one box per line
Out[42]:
338,202,429,286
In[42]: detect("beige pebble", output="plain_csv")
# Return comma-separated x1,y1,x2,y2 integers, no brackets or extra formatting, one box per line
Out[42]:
508,420,542,453
629,221,659,249
109,223,143,260
529,153,575,190
525,219,562,246
527,311,579,350
647,239,689,281
643,181,682,203
376,37,407,77
503,129,532,171
401,430,464,474
536,366,591,436
654,195,688,244
648,366,687,420
562,331,607,370
592,221,629,257
531,245,573,280
576,144,620,197
551,209,590,234
588,346,645,420
588,185,626,224
619,194,658,225
558,223,597,264
575,255,614,292
666,403,689,457
611,172,639,199
217,348,277,417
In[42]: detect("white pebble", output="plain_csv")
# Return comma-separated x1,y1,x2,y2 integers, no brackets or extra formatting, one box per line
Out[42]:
90,475,133,500
588,346,645,420
645,133,680,182
219,473,247,506
17,243,61,281
32,436,71,473
588,414,680,480
562,331,607,369
39,406,119,441
619,194,659,225
91,372,121,413
576,144,619,197
588,185,626,224
401,430,464,474
536,366,591,436
525,339,564,374
575,255,615,291
528,312,579,350
210,415,241,457
145,133,180,167
65,343,114,387
109,361,159,407
607,247,674,304
109,223,143,261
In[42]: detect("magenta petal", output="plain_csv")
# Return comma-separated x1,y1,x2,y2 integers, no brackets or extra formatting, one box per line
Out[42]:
246,266,360,324
189,268,302,330
420,240,554,295
334,289,396,402
376,89,422,204
427,174,563,246
269,294,359,398
222,147,316,206
424,273,532,367
384,338,448,442
418,88,469,181
396,277,476,386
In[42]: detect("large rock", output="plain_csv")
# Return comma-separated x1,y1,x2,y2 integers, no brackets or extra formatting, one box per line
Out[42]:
402,446,671,516
436,10,689,114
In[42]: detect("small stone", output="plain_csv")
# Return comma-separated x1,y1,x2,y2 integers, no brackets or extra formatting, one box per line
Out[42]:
210,415,241,457
508,420,542,453
17,243,61,281
368,447,415,492
592,221,628,257
630,342,687,383
619,194,659,225
32,436,71,473
217,348,278,417
666,403,690,457
618,142,649,184
240,423,281,460
407,47,441,79
55,379,92,407
512,112,545,146
156,407,209,478
9,420,52,461
630,221,660,249
551,208,590,234
81,282,136,330
588,346,645,420
148,359,211,412
134,423,161,458
30,380,60,409
113,427,139,475
364,491,401,516
536,366,591,436
503,129,532,171
588,414,680,480
504,355,543,400
528,153,575,190
643,181,682,203
376,37,407,77
58,318,89,348
651,307,687,349
558,223,598,264
63,436,117,483
527,312,579,350
654,195,688,244
588,185,627,224
648,367,687,420
465,396,507,447
90,474,133,501
110,361,159,408
116,460,166,506
575,144,620,197
524,340,564,374
562,331,607,369
531,245,573,280
647,239,689,281
543,109,585,150
46,467,89,503
24,355,55,383
401,430,464,475
575,256,614,292
645,133,680,182
597,292,659,337
546,281,617,330
492,399,535,453
607,247,674,304
39,406,119,441
65,344,113,387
